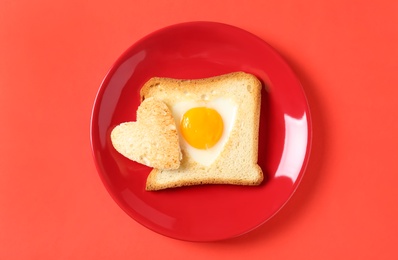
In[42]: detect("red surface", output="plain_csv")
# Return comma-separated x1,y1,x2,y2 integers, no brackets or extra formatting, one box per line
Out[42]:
1,0,398,258
90,22,311,241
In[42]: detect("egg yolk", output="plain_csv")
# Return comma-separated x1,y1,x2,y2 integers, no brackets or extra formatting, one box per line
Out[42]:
180,107,224,149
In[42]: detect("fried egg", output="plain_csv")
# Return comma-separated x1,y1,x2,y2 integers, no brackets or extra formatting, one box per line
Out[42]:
171,98,237,166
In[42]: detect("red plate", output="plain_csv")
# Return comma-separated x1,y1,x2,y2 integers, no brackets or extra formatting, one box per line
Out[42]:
90,21,312,241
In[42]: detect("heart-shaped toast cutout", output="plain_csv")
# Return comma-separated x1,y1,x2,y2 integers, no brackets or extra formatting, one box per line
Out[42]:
110,98,181,169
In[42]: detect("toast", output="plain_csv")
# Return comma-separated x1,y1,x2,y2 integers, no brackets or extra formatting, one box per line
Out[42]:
140,72,264,190
110,97,181,169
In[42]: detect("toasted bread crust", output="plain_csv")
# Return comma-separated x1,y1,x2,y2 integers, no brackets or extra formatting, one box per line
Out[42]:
141,72,263,190
146,166,263,190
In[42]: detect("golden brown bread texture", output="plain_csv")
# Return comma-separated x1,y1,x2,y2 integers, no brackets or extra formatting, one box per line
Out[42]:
141,72,264,190
110,97,181,169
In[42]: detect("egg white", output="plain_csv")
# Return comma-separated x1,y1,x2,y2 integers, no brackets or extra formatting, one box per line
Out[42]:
171,98,237,166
